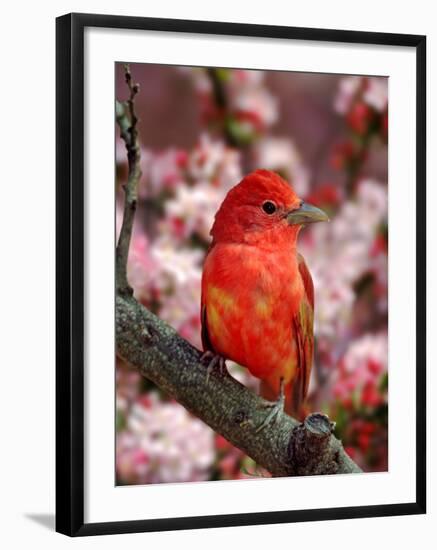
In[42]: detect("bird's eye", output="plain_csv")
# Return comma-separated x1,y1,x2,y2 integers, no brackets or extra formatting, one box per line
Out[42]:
262,201,277,215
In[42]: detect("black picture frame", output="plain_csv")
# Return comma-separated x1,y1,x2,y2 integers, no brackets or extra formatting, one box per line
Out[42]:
56,12,426,537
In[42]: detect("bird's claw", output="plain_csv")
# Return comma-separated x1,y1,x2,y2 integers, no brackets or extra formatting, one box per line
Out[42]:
200,351,227,383
255,379,285,433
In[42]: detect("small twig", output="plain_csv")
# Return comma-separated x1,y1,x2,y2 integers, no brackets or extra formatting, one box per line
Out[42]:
116,64,142,295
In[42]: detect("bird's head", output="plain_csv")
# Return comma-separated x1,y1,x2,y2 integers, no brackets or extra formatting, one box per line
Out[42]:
211,170,329,247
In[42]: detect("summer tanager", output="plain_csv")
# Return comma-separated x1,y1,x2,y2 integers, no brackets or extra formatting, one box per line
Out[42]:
201,170,328,426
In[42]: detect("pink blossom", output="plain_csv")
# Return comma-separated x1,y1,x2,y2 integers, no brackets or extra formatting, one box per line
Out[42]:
126,231,160,303
150,237,203,289
226,70,278,131
185,68,278,134
228,69,264,88
356,179,387,223
346,101,374,135
187,134,242,189
121,221,204,307
159,278,202,348
161,182,224,242
334,76,388,115
140,148,187,198
230,87,278,131
300,180,387,343
116,214,161,304
332,332,388,404
116,394,215,484
306,183,342,209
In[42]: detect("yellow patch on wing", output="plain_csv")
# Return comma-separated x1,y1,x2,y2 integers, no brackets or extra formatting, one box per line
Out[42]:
206,300,233,354
209,286,235,311
208,303,221,332
255,297,272,317
206,286,236,347
289,273,304,301
282,356,297,385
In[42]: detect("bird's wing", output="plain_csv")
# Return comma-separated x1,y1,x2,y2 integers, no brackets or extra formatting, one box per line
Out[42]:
258,253,315,417
200,248,217,353
287,253,315,415
200,302,216,353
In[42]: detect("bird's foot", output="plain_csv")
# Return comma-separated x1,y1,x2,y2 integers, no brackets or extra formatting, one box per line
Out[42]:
200,351,227,383
256,379,285,433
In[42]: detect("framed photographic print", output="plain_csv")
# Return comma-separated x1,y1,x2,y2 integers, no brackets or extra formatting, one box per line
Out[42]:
56,13,426,536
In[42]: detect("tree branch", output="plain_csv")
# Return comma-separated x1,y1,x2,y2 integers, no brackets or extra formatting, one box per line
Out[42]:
116,65,141,296
115,65,362,477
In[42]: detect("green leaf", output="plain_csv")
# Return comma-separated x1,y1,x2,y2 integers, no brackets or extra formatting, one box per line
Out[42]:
333,402,348,437
379,372,388,393
215,68,231,82
116,410,126,432
225,117,257,146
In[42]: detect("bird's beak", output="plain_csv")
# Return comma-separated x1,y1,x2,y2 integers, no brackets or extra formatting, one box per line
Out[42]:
286,202,329,225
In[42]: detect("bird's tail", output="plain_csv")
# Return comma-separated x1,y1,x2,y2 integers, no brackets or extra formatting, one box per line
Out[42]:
259,376,306,421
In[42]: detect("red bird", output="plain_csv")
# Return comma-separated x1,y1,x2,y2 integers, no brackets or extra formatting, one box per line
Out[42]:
201,170,328,427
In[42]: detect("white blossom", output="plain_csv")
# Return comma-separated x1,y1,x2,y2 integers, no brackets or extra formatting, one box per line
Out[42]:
252,137,310,196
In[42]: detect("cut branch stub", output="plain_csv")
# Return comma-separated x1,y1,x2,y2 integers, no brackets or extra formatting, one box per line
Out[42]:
288,413,340,476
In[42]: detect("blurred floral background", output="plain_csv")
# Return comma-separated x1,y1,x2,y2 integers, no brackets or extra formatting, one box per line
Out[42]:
115,63,388,485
